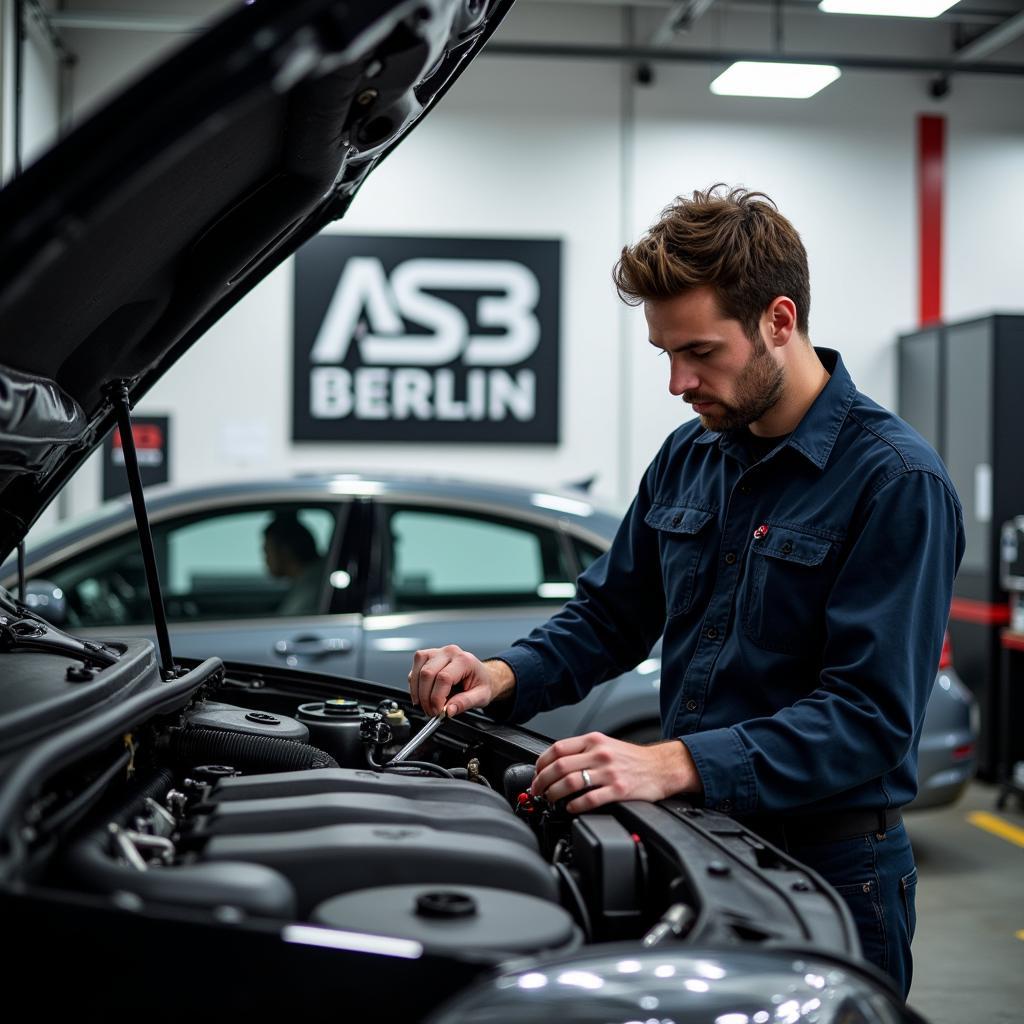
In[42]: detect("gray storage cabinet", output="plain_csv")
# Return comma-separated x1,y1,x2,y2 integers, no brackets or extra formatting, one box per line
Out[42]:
898,314,1024,778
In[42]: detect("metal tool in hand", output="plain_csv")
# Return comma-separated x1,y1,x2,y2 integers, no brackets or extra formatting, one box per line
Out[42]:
388,708,448,764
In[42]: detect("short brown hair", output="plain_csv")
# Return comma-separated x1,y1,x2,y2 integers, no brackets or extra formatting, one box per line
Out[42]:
613,185,810,341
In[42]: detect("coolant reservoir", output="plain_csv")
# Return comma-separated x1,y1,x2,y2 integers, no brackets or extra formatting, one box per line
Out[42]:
296,699,366,767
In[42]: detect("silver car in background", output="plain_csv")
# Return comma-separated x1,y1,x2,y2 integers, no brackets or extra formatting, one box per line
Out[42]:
3,471,975,807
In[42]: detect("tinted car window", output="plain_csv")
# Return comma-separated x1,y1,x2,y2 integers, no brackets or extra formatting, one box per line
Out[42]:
384,506,575,611
45,504,342,626
573,537,604,573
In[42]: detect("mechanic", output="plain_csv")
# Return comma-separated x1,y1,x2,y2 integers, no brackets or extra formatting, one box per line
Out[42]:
407,185,964,999
262,512,323,615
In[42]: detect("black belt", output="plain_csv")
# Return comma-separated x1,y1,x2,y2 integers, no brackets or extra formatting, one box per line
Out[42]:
739,807,903,849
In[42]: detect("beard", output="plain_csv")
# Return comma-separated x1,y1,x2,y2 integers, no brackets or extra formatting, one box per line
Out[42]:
684,333,785,432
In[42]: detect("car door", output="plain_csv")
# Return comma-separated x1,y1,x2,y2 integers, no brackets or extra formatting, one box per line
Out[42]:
361,500,618,737
39,498,364,676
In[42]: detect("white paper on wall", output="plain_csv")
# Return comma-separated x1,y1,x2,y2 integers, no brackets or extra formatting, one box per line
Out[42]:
974,463,992,524
221,420,271,465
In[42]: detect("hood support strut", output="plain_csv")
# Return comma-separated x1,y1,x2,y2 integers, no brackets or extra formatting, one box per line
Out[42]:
103,381,177,679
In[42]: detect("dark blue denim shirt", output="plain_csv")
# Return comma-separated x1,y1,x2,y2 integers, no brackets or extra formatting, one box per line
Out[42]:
494,349,965,816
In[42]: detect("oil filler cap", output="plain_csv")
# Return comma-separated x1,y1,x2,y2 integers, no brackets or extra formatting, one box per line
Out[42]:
416,891,477,919
245,712,280,725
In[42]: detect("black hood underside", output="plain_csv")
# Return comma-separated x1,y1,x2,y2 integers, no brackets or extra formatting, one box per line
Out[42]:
0,0,511,559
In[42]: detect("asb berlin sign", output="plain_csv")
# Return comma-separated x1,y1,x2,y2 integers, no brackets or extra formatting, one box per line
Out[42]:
292,235,561,443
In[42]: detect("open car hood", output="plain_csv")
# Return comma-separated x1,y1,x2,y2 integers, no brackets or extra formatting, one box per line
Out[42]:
0,0,512,561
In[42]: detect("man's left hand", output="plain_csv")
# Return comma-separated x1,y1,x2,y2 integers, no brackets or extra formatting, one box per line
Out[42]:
531,732,704,813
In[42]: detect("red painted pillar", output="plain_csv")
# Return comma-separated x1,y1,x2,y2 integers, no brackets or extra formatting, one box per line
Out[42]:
917,114,945,326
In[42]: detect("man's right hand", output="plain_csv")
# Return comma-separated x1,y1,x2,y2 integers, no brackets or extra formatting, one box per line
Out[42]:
408,646,515,717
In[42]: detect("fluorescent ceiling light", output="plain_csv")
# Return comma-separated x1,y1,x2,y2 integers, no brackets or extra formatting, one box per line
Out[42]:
818,0,958,16
710,61,840,98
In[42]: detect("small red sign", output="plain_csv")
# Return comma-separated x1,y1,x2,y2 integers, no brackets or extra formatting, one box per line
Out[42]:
112,424,164,450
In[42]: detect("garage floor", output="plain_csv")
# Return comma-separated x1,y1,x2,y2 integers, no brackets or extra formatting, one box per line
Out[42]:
906,782,1024,1024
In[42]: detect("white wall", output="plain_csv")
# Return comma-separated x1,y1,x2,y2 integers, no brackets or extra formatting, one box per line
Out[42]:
28,1,1024,520
0,0,62,180
19,7,60,165
944,78,1024,320
0,0,11,180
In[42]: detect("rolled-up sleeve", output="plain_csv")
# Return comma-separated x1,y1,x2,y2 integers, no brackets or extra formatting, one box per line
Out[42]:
683,468,965,814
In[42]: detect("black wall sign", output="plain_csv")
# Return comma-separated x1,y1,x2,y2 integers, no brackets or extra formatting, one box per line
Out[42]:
102,416,170,501
292,235,561,443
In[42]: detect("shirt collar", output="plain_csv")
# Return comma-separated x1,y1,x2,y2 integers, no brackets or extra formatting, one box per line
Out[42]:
692,348,857,471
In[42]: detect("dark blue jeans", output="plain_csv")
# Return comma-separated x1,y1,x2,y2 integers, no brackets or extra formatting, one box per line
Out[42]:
788,821,917,1000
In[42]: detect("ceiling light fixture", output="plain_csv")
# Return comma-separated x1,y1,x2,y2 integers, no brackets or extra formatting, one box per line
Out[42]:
818,0,959,17
710,61,841,98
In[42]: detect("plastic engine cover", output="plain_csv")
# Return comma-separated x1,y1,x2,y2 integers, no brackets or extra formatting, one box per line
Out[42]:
311,885,579,960
184,701,310,742
201,823,559,915
187,792,537,849
209,768,510,811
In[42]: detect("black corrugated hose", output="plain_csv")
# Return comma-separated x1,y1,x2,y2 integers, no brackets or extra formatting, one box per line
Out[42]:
169,728,338,773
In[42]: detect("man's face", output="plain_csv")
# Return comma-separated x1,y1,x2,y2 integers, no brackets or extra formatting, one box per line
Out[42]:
645,287,785,433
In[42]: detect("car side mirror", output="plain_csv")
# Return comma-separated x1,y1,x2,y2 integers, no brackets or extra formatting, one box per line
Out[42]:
23,579,69,627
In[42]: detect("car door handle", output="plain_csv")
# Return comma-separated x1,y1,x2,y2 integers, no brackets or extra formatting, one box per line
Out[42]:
274,636,353,658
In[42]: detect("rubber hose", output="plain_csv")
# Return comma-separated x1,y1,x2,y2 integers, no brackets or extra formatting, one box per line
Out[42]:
169,727,338,773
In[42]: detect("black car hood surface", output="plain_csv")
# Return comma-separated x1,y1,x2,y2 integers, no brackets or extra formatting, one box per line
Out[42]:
0,0,511,561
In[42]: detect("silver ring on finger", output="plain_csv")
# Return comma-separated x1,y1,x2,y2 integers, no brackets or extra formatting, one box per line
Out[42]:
580,768,592,788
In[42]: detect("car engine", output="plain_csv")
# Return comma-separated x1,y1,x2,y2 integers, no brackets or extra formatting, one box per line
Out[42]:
61,690,585,960
0,622,861,1018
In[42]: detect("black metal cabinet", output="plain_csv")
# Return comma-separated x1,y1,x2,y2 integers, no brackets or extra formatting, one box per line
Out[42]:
898,314,1024,777
897,326,943,455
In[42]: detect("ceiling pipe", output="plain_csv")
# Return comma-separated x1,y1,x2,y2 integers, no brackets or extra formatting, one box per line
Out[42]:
650,0,718,46
484,40,1024,76
953,9,1024,62
48,12,204,33
46,3,1019,31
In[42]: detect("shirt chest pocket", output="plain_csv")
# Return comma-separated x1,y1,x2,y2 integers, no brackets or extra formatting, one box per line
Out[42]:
742,524,835,656
644,503,715,617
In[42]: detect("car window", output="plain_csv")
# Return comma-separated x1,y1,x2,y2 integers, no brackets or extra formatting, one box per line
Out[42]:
573,537,604,573
44,503,344,627
383,506,576,612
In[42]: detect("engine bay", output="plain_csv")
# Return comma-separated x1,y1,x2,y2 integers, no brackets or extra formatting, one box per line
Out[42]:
61,688,591,961
0,634,866,1017
36,666,672,961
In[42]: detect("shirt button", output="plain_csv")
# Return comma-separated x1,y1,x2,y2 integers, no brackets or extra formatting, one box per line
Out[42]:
686,699,699,712
724,552,737,565
672,514,682,527
720,800,733,812
739,483,751,495
781,540,793,554
706,627,718,640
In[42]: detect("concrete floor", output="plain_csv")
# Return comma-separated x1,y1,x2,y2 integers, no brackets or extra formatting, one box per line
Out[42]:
905,781,1024,1024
